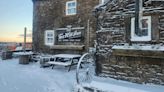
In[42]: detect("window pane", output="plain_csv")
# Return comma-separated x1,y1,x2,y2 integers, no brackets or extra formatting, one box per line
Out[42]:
50,34,53,37
134,18,149,37
71,2,75,7
47,32,53,37
47,38,50,43
72,8,76,13
47,38,53,43
47,33,49,36
68,8,76,14
141,29,148,36
141,19,148,36
68,9,72,14
68,2,75,8
68,3,72,7
142,19,148,28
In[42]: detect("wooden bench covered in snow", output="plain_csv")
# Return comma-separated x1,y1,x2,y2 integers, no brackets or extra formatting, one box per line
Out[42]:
47,54,81,71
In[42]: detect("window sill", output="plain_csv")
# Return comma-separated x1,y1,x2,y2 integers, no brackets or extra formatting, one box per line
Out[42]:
66,13,76,16
112,45,164,58
131,37,151,42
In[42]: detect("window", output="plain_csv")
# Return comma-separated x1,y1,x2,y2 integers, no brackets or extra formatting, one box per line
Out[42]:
131,16,151,41
66,0,77,15
45,30,54,46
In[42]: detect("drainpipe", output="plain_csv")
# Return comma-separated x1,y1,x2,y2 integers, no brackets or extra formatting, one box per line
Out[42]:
135,0,143,36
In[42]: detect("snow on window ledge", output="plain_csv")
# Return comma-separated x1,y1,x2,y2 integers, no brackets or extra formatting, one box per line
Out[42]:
130,36,151,41
112,44,164,51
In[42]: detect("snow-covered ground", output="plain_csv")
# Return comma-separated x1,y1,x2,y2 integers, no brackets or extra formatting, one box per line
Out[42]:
0,58,76,92
76,76,164,92
0,58,164,92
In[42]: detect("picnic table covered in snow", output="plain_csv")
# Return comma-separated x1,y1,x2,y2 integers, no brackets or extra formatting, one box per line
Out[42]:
47,54,81,71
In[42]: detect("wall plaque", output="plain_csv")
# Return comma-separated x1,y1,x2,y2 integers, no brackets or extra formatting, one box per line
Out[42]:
58,30,82,41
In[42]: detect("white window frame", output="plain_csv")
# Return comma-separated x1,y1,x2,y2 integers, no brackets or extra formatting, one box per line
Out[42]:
66,0,77,15
45,30,54,46
131,16,151,41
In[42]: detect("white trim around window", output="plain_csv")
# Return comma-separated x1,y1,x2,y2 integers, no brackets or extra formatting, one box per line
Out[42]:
66,0,77,15
131,16,151,41
45,30,54,46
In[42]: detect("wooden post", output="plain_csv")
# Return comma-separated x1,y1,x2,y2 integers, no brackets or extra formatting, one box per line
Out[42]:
24,27,27,52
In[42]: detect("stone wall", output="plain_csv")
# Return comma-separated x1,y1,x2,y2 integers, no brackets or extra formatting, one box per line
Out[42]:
97,55,164,85
95,0,164,85
32,0,99,54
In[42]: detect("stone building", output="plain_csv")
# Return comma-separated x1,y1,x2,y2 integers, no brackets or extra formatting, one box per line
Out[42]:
32,0,99,54
32,0,164,85
95,0,164,85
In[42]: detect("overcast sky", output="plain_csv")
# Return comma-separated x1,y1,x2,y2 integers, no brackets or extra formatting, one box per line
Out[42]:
0,0,33,42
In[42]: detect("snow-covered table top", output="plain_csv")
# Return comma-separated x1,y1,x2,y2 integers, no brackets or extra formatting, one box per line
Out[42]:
47,61,72,66
53,54,81,58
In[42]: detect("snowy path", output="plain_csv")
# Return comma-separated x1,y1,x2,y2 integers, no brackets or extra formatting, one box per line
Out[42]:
0,58,76,92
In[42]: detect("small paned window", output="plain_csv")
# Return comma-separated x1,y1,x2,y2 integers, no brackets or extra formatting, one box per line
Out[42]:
131,16,151,41
66,0,77,15
45,30,54,46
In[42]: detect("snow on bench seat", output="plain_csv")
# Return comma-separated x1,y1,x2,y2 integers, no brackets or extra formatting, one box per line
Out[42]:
53,54,81,58
47,61,72,66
